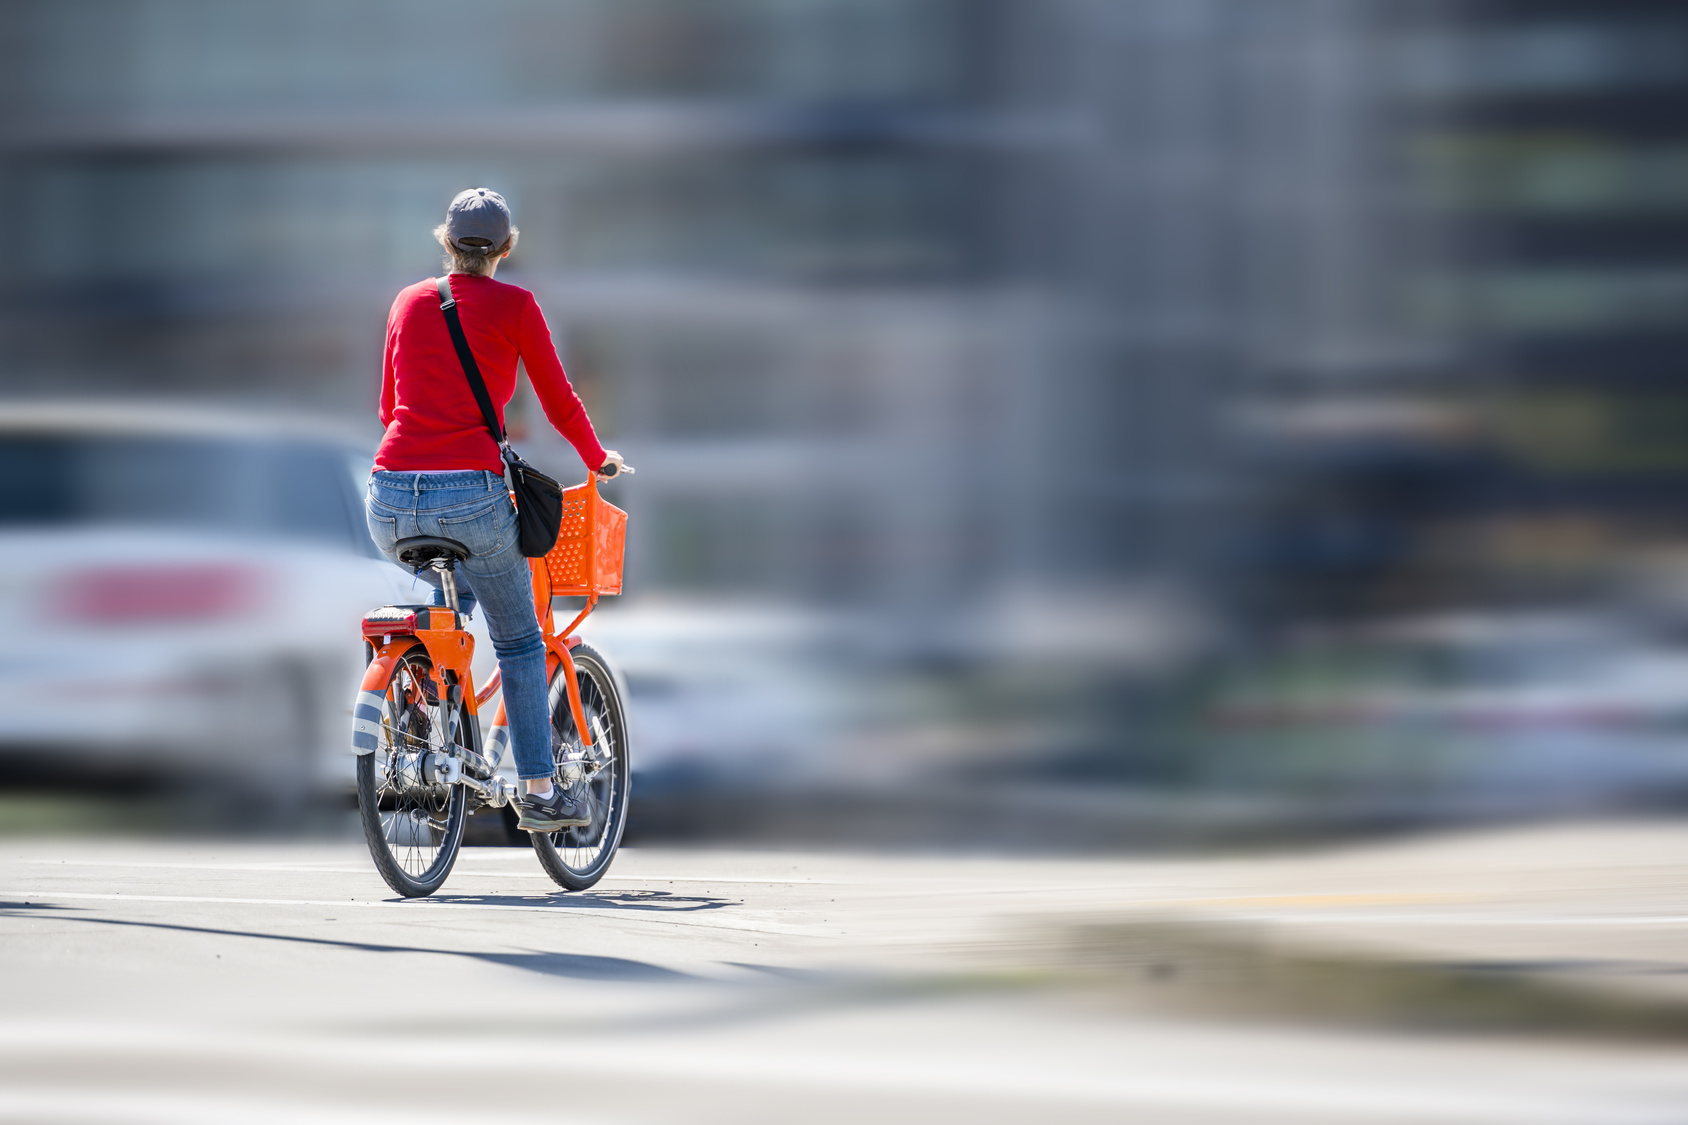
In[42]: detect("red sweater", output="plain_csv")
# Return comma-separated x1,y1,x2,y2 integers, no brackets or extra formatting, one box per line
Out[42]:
374,274,606,474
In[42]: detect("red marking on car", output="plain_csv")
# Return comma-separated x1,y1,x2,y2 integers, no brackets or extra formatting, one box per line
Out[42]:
49,564,262,624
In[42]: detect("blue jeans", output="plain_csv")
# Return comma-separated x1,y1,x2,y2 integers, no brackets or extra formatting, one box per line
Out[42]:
366,470,553,781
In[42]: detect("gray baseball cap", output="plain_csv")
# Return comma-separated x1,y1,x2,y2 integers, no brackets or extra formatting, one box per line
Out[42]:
445,188,512,251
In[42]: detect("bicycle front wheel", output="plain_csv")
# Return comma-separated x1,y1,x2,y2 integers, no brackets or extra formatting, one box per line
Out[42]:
356,647,468,898
531,643,631,891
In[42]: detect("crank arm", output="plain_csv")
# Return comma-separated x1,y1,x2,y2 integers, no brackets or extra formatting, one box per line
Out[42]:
458,772,520,809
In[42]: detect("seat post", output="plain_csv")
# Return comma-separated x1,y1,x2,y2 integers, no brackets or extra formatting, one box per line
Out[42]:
436,560,460,613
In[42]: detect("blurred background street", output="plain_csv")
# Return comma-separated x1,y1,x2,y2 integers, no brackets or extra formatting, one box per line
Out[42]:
4,0,1688,828
2,0,1688,1119
7,0,1688,833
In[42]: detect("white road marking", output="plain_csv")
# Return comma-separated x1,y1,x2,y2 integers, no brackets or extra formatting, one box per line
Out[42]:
1217,911,1688,927
9,882,1688,929
0,889,824,935
0,1021,1673,1124
15,860,377,874
13,859,862,884
0,1089,546,1125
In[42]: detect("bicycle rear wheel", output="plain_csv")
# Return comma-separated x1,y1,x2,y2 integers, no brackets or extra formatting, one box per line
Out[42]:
356,648,468,897
531,643,630,891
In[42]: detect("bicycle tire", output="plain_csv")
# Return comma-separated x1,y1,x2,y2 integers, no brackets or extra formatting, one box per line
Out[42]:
531,643,631,891
356,647,468,897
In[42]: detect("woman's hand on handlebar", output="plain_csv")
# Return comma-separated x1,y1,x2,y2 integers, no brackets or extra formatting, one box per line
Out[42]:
597,450,633,479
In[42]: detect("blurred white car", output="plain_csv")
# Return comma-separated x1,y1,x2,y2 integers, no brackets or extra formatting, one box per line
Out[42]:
0,401,418,806
577,601,850,787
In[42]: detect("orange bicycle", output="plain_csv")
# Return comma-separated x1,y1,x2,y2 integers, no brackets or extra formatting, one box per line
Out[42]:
352,477,631,897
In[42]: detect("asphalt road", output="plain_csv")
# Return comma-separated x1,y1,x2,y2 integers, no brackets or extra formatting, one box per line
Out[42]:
3,821,1688,1124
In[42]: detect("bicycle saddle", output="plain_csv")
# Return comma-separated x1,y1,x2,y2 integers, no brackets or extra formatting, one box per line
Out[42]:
395,535,472,567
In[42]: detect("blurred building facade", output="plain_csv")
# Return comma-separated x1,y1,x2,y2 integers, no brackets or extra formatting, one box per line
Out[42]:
0,0,1389,644
4,0,1686,670
1247,0,1688,625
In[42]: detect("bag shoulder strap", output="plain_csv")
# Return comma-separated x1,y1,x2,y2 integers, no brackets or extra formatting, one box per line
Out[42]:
436,276,507,451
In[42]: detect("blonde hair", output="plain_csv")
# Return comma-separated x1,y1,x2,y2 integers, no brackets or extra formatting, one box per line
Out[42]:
434,223,519,277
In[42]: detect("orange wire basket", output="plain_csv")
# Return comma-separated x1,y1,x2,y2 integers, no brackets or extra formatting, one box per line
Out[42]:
543,480,627,597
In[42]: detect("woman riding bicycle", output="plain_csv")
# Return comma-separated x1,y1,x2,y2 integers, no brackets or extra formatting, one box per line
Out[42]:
367,187,623,833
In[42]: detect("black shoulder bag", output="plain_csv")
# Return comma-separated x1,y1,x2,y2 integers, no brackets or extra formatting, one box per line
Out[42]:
436,276,564,556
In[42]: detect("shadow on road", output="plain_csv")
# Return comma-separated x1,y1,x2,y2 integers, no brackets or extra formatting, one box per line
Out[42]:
421,887,733,913
0,900,701,983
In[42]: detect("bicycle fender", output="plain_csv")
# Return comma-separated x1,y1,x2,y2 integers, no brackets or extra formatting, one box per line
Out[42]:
352,638,422,754
547,635,593,748
415,629,476,708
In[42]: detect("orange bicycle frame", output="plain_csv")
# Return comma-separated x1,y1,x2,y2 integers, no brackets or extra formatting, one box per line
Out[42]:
479,476,626,747
360,477,623,759
358,605,478,714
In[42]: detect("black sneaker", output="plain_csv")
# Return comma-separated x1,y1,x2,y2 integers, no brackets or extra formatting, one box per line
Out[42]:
517,784,592,832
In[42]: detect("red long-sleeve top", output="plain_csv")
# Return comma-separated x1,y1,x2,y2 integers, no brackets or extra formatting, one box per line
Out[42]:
374,274,606,474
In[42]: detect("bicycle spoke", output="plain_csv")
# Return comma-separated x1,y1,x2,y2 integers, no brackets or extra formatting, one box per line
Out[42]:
531,646,627,889
361,652,466,881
